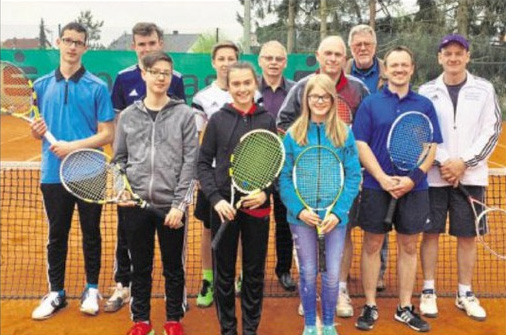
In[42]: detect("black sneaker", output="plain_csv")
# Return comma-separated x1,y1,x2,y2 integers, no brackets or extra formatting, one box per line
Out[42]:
355,304,379,330
394,305,430,332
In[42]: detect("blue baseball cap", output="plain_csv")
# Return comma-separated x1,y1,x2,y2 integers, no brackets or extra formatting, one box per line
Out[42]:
438,34,469,51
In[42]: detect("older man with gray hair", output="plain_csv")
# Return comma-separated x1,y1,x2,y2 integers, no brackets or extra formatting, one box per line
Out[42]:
338,24,389,320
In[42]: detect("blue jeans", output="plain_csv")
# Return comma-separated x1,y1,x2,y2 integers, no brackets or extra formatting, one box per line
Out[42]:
290,224,346,326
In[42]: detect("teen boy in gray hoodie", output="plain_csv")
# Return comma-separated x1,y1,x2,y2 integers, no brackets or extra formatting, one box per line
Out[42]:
114,51,198,335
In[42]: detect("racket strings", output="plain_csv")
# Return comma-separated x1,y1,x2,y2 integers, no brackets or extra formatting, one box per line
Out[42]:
389,114,432,171
479,208,506,259
231,132,284,192
61,151,122,202
336,99,352,125
295,147,343,210
0,64,32,116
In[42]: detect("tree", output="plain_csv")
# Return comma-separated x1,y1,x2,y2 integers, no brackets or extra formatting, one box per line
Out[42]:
38,18,51,49
76,10,105,49
190,33,229,54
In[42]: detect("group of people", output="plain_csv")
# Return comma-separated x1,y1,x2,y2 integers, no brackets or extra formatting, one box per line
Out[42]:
27,19,501,335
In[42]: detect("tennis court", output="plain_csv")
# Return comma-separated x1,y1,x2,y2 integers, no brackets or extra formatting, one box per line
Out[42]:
1,115,505,334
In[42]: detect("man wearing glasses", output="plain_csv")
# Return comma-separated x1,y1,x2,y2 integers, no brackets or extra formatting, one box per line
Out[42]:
258,41,296,292
338,24,388,319
106,22,186,313
30,22,115,320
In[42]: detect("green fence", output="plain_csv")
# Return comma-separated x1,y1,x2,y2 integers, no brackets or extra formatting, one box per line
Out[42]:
0,50,318,103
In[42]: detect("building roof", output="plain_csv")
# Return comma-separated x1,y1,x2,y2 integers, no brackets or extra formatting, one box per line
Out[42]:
108,31,200,52
2,38,40,49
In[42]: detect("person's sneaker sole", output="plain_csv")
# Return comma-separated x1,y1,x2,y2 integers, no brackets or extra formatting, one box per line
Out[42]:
455,303,486,321
80,306,99,316
354,321,374,331
32,301,68,320
337,309,354,318
104,300,124,313
394,314,430,332
421,311,438,318
196,300,213,308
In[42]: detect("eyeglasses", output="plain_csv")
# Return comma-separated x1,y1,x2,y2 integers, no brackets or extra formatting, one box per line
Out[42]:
261,55,286,63
146,69,172,79
61,38,86,48
308,94,333,103
352,41,374,49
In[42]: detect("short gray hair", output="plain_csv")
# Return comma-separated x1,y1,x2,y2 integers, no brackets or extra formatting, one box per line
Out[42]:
348,24,377,46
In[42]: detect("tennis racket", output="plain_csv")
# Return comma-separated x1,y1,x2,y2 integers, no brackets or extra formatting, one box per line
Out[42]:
457,182,505,260
60,148,166,219
211,129,285,250
383,111,434,228
336,95,353,125
0,61,56,144
293,145,344,272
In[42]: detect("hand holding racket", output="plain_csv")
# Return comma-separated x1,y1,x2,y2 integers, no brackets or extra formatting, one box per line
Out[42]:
293,145,344,272
60,148,166,219
383,112,434,229
211,129,285,250
0,61,57,144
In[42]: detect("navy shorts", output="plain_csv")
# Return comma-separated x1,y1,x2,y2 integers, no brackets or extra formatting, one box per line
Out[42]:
427,186,485,237
194,189,211,229
358,188,430,235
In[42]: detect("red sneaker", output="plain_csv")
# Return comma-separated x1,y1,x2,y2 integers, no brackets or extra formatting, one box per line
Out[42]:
126,322,154,335
163,321,184,335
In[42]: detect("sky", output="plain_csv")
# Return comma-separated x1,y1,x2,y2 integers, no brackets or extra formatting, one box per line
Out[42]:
0,0,245,47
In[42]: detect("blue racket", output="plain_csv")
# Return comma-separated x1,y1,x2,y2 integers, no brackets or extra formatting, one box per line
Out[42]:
383,111,434,228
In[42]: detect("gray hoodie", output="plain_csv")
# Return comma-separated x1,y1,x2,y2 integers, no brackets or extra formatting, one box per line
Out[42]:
113,99,198,211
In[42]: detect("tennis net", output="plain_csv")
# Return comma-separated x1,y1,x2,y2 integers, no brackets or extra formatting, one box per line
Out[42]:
1,162,505,299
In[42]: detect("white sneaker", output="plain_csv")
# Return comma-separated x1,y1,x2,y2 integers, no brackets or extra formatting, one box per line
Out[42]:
32,292,68,320
336,288,353,317
80,287,101,316
104,283,130,312
298,302,304,316
420,289,438,318
456,291,486,321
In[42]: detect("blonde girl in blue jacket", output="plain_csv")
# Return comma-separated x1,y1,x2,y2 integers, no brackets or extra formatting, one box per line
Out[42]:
279,74,361,335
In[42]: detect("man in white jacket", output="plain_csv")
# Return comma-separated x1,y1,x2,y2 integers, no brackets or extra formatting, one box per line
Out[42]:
418,34,502,321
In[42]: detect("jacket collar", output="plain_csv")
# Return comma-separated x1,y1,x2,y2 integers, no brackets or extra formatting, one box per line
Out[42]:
434,70,474,90
55,65,86,82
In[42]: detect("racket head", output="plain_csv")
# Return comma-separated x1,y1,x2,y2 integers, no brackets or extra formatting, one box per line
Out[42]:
0,61,33,117
230,129,285,194
387,111,434,172
60,149,125,204
293,145,344,212
476,207,506,260
336,95,353,125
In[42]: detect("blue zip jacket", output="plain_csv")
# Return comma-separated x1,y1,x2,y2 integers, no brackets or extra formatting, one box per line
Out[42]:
279,122,362,227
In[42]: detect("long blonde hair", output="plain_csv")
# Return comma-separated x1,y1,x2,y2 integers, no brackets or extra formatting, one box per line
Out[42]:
291,74,348,147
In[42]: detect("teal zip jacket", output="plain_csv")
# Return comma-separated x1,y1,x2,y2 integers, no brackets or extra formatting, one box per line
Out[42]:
279,122,362,227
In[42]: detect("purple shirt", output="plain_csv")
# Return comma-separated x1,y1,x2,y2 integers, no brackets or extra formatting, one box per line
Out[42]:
260,77,293,118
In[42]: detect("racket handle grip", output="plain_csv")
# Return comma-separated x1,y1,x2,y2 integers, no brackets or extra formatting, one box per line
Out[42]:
383,197,398,229
144,203,167,220
318,233,326,272
44,131,57,145
211,219,229,250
